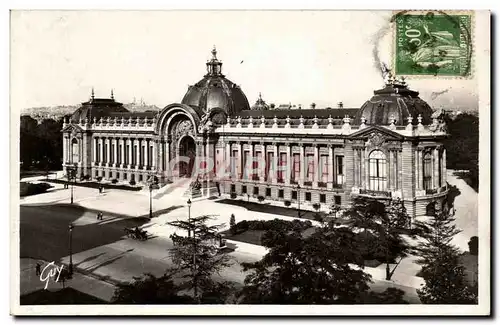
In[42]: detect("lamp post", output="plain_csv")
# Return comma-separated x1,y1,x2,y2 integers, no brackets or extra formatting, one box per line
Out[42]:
187,198,192,238
68,223,74,275
149,183,153,219
297,184,301,218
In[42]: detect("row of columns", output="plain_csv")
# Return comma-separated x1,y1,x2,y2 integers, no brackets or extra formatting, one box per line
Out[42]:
224,142,341,190
93,137,156,170
63,136,82,165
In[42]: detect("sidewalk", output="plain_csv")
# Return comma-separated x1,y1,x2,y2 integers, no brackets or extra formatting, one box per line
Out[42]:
20,258,116,302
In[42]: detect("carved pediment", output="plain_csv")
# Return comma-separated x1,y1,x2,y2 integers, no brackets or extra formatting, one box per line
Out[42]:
61,123,83,135
349,125,403,141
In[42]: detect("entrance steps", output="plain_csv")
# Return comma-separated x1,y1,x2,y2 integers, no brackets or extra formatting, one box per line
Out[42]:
152,177,192,200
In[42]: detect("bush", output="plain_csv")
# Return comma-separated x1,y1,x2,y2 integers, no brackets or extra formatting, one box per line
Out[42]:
129,179,136,186
230,214,236,229
468,236,478,255
312,203,321,211
96,176,103,182
81,174,91,181
284,200,291,207
111,179,118,184
20,182,53,197
314,213,324,223
230,218,312,236
257,195,265,202
230,192,237,199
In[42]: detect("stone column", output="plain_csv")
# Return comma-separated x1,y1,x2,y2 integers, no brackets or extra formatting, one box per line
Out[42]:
259,142,266,182
99,138,104,167
105,138,111,167
313,144,319,187
418,150,423,191
127,138,134,169
299,144,305,186
144,139,149,170
237,142,243,179
248,142,254,180
434,147,440,188
364,147,369,189
134,139,140,170
272,142,278,184
431,147,436,188
113,138,118,167
285,143,291,185
388,149,393,190
442,148,447,186
327,145,334,189
92,137,97,165
360,147,365,188
225,141,231,179
165,140,171,178
120,138,125,168
152,140,156,170
353,148,358,187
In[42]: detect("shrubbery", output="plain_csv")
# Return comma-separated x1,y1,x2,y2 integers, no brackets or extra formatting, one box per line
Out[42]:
257,195,265,202
20,182,53,197
129,179,136,186
312,203,321,211
230,192,237,199
230,218,313,237
96,176,103,182
284,200,291,207
111,179,118,184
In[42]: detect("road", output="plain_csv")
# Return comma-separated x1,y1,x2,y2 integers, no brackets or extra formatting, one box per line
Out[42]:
20,203,260,288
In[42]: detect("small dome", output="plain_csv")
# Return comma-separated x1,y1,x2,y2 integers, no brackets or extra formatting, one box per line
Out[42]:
251,93,269,111
181,47,250,116
353,78,433,126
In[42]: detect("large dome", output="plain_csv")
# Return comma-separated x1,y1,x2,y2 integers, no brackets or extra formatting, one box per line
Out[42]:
353,77,433,126
181,47,250,117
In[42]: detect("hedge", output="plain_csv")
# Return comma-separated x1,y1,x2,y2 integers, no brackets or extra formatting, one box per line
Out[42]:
20,182,53,197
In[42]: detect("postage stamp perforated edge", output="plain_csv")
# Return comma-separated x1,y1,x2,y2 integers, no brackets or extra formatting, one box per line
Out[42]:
391,10,475,80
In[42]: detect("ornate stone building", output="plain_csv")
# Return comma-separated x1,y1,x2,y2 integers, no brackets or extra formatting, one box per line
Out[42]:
62,47,449,218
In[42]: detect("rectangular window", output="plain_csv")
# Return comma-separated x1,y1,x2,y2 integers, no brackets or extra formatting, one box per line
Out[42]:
267,152,274,181
336,156,344,185
95,170,99,177
305,192,312,202
242,185,247,194
266,187,271,197
320,194,326,203
104,144,108,163
254,151,261,180
231,184,236,193
320,155,328,185
253,186,259,195
243,151,249,179
124,173,127,180
278,189,284,198
139,174,143,182
277,153,286,183
292,191,298,200
334,195,341,205
116,172,120,179
306,154,314,182
231,150,238,178
292,153,300,183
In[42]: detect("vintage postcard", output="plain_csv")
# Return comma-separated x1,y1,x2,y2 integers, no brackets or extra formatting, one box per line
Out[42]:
10,10,490,316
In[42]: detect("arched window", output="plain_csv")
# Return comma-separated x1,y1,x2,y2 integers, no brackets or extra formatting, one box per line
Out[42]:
71,138,79,163
423,152,432,190
426,202,436,216
368,150,387,191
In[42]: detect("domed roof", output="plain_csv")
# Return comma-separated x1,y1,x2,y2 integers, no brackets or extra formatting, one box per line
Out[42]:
181,47,250,116
353,76,433,126
251,92,270,111
70,89,129,122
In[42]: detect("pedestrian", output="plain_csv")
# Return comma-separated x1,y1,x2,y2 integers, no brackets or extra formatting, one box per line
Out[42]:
35,262,41,276
99,212,103,220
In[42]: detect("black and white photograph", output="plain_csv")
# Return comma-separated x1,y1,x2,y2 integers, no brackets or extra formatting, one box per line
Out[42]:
9,9,490,316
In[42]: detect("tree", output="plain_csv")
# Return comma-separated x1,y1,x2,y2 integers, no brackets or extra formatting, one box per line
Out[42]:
343,197,412,280
167,215,233,303
111,272,193,304
414,210,478,304
229,214,236,230
239,220,372,304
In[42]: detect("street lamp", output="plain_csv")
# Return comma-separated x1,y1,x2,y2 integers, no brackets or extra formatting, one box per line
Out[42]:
187,198,192,238
68,223,74,275
149,183,153,219
297,184,301,218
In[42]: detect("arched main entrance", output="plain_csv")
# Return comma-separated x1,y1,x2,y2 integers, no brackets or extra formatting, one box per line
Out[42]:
178,135,196,177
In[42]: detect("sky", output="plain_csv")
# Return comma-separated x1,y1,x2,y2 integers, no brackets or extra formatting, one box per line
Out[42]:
11,10,479,111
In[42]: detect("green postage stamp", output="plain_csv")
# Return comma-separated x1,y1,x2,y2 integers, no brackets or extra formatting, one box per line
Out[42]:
394,11,473,77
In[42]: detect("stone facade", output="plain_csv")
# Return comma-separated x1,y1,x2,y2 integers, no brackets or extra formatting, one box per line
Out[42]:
62,48,449,219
